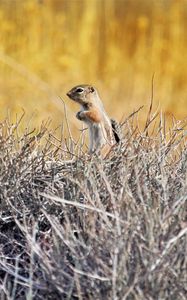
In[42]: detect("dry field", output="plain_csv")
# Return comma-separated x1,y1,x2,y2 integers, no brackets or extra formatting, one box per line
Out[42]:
0,106,187,299
0,0,187,130
0,1,187,299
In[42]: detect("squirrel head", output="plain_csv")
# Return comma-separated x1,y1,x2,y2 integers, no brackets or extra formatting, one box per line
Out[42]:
67,84,96,106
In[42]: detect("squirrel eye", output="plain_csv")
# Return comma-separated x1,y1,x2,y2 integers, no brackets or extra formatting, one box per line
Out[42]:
76,87,84,93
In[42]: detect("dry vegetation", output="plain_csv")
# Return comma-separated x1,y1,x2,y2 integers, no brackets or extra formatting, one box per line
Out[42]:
0,1,187,299
0,105,187,299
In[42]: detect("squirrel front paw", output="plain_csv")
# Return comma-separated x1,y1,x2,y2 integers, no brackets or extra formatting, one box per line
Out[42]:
76,111,84,121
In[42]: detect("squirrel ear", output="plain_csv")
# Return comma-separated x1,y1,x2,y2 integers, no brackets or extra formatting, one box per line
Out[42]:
90,86,95,93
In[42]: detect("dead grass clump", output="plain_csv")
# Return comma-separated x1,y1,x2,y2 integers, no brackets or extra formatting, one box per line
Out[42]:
0,109,187,299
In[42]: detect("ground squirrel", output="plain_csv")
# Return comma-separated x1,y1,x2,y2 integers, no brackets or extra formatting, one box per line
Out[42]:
67,84,120,154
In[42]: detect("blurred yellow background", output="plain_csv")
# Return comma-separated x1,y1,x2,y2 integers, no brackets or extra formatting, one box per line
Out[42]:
0,0,186,131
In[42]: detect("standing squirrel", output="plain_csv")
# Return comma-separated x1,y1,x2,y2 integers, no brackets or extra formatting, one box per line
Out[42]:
67,84,120,154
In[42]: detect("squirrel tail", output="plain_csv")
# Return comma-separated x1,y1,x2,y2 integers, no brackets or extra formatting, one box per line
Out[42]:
110,119,121,143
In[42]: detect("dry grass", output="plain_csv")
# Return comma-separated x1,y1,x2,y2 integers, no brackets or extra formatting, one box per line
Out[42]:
0,104,187,299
